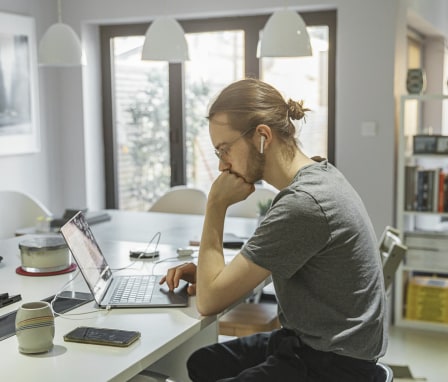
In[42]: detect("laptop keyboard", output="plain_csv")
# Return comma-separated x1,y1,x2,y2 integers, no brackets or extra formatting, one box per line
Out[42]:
110,275,157,304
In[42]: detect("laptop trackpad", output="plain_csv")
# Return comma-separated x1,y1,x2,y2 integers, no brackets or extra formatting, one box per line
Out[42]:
157,280,189,305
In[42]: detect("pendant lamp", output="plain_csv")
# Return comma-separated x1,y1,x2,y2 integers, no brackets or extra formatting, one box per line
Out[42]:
258,9,312,58
141,17,189,62
38,0,82,66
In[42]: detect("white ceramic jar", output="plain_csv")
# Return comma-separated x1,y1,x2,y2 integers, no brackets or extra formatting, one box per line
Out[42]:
15,301,55,354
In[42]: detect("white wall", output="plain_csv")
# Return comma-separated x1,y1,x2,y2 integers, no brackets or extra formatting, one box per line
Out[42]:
0,0,447,237
0,0,54,211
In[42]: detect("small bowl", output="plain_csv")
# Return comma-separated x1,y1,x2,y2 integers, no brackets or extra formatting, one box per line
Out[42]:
19,236,71,273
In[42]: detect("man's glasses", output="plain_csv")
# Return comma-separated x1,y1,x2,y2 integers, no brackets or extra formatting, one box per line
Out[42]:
214,126,255,161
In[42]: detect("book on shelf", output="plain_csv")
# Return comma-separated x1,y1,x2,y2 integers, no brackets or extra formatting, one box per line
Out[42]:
405,165,418,211
405,166,447,212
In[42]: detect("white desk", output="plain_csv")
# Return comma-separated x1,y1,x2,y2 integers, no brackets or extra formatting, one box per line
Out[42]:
90,209,256,247
1,210,257,381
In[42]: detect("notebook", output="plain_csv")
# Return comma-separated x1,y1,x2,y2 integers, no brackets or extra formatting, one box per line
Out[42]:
60,211,189,309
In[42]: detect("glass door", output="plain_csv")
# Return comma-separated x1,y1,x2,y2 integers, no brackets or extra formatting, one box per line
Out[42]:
101,11,336,210
184,30,244,192
111,36,170,210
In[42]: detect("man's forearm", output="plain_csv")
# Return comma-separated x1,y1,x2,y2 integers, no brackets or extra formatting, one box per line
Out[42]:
196,200,227,315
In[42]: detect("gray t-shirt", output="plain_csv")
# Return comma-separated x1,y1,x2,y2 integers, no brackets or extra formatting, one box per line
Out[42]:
242,160,387,361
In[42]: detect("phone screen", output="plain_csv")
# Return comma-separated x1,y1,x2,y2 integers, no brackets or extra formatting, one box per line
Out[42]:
64,326,141,347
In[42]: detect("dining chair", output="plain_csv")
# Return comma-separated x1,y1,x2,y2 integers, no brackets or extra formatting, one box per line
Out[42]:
378,226,407,291
374,362,394,381
148,186,207,215
226,184,277,218
378,226,401,261
0,190,52,239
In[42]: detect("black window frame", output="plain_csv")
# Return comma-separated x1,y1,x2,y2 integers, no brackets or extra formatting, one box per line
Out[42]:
100,11,336,208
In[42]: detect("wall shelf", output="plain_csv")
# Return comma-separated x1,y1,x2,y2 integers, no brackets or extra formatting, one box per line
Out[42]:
395,94,448,332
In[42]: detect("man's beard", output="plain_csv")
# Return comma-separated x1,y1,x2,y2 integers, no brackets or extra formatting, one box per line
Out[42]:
244,143,265,184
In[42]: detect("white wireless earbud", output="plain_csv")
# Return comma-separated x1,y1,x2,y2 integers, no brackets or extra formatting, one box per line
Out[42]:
259,136,266,154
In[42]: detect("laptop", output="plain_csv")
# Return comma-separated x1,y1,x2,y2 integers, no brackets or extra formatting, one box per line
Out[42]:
60,211,189,309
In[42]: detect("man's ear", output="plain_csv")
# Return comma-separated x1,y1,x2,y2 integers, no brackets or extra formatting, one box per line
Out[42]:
255,124,272,151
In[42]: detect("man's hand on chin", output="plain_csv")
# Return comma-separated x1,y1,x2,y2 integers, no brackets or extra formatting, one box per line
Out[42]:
209,171,255,207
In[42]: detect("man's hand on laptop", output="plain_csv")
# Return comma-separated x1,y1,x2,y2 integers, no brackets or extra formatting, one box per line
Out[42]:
160,262,197,296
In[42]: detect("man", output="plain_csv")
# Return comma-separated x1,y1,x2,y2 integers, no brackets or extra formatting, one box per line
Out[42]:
161,78,387,381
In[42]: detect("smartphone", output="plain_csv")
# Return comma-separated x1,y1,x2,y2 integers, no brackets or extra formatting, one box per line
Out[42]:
63,326,141,347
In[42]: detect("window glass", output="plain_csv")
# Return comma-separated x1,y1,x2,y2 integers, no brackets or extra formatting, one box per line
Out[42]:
184,31,244,192
112,36,169,210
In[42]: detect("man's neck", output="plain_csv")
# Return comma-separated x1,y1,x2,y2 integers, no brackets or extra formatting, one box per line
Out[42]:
264,150,314,190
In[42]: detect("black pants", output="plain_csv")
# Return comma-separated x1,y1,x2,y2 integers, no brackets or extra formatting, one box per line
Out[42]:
187,329,377,382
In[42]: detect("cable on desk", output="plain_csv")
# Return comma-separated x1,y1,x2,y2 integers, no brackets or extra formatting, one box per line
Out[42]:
49,270,106,319
136,231,161,259
113,231,162,272
54,308,109,320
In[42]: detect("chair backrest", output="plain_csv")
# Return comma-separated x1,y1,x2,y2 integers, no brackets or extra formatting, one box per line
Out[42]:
382,242,407,291
374,362,394,382
226,185,278,218
378,226,401,260
378,226,407,291
0,190,52,239
149,186,207,215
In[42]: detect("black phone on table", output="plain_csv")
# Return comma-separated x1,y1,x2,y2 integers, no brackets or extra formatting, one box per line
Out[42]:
63,326,141,347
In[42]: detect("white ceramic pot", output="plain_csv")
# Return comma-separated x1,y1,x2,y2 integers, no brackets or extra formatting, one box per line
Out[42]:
15,301,55,354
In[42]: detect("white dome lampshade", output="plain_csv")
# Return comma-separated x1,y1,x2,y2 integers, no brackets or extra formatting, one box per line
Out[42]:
38,23,82,66
141,18,189,62
258,10,312,58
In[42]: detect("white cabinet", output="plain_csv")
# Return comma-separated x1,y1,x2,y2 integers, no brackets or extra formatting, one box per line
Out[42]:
395,94,448,332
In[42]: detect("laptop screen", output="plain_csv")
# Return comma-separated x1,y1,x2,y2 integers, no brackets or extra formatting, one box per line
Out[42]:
60,212,112,302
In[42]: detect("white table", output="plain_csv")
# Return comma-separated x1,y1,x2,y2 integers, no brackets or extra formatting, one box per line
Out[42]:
91,209,256,247
1,210,257,381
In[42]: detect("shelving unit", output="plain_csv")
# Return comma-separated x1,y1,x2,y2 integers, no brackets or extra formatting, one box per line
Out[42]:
395,94,448,332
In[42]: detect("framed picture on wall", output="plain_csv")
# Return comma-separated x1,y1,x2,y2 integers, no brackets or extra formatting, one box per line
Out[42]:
0,12,40,156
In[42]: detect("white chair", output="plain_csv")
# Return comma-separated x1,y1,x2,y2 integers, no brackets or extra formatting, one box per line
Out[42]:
226,184,277,218
149,186,207,215
378,226,401,261
378,226,407,291
0,190,52,239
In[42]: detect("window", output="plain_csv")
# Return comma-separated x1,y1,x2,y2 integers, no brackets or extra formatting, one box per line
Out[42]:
101,11,336,210
184,30,245,192
112,36,169,210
